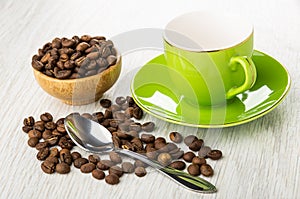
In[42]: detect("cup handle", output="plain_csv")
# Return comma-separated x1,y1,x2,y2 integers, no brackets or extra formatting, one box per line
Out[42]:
226,56,257,99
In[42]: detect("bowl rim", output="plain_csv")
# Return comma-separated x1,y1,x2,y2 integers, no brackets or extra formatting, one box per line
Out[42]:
33,54,121,83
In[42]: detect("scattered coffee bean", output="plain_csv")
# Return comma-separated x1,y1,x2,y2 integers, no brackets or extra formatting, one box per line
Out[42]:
169,132,183,143
88,154,100,164
109,151,122,164
37,147,50,160
97,160,115,170
71,152,81,160
198,146,212,158
169,161,186,170
184,135,198,146
24,116,35,126
109,165,123,177
60,149,72,165
192,156,206,165
157,153,172,166
41,160,56,174
133,107,143,119
34,121,45,132
135,167,147,177
92,169,105,180
56,163,71,174
105,174,120,185
22,125,33,133
122,162,135,173
40,112,53,122
187,164,200,176
45,156,59,165
141,134,155,143
207,149,223,160
142,122,155,132
200,164,214,177
49,148,59,157
35,141,49,150
74,158,89,169
134,160,147,168
189,139,203,151
115,96,126,105
28,129,42,139
80,163,96,173
100,99,112,108
183,152,195,163
28,137,39,147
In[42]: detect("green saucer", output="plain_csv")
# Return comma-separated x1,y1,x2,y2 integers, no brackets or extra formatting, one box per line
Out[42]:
131,50,291,128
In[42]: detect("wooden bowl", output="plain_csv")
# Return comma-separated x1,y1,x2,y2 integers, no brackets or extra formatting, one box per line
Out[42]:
33,55,121,105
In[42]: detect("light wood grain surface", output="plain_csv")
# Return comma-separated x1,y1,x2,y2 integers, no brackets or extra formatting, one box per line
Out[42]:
0,0,299,198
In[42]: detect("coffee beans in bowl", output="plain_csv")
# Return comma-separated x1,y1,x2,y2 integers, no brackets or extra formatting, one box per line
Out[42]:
31,35,121,105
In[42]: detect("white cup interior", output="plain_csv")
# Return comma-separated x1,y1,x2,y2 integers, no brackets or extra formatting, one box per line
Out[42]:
164,11,253,52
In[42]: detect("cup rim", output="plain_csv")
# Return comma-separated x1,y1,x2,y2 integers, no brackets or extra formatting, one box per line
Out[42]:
163,11,254,52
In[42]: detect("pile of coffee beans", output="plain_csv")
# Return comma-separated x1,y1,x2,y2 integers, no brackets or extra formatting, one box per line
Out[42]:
22,96,223,185
31,35,118,79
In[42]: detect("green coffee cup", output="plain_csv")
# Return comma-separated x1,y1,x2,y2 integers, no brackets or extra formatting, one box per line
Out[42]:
163,11,257,106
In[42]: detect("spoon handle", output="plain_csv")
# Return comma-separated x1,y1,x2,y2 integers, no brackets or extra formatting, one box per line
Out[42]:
118,149,217,193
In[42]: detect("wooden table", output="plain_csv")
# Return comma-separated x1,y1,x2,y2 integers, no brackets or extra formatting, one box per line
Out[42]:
1,0,299,198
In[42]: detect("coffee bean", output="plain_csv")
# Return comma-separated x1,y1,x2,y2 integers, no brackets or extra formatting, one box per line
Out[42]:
169,132,183,143
169,161,186,170
71,152,81,160
207,149,222,160
166,143,178,152
183,152,195,162
45,136,59,146
52,38,61,49
55,69,72,79
184,135,198,146
112,135,121,148
32,59,44,70
109,165,123,177
129,123,141,132
100,99,112,108
134,160,147,168
58,136,74,150
45,156,59,165
56,118,64,125
60,149,72,165
189,139,203,151
76,42,90,52
41,160,55,174
127,130,139,138
56,163,71,174
200,164,214,177
22,125,33,133
33,121,45,132
124,107,134,118
97,160,115,170
135,167,147,177
187,164,200,176
74,158,89,168
192,156,206,165
80,163,96,173
37,147,50,160
198,146,211,158
105,174,119,185
155,142,167,152
157,153,172,166
146,148,158,160
44,121,56,130
109,151,122,164
28,137,39,147
141,134,155,143
92,169,105,180
115,96,126,105
61,38,76,47
42,130,53,140
107,55,117,66
88,154,100,164
49,148,59,157
23,116,35,126
131,137,143,151
40,112,53,122
142,122,155,132
145,143,155,152
132,107,143,120
121,162,135,173
35,141,49,150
